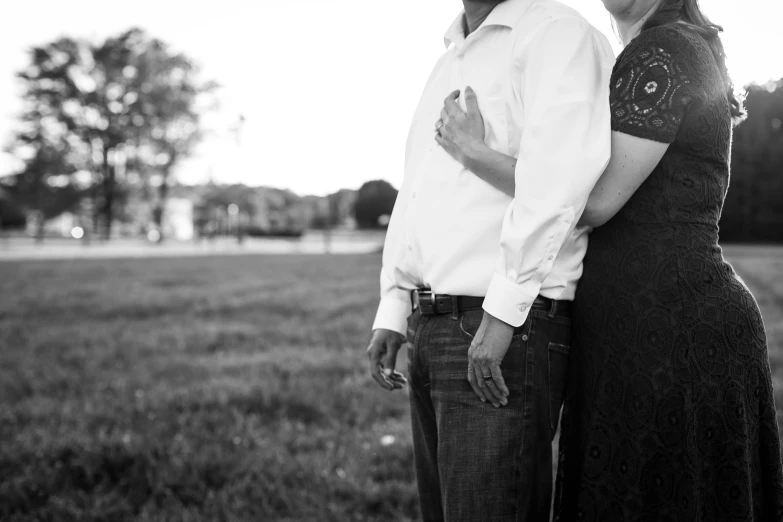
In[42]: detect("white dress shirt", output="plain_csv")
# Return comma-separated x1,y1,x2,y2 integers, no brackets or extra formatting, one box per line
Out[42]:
373,0,615,336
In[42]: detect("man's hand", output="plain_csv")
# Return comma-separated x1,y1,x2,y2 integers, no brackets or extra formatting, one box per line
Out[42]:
367,329,408,391
467,312,513,407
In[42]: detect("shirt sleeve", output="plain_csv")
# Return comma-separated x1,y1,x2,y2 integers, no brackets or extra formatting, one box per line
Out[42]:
372,188,413,336
482,17,614,327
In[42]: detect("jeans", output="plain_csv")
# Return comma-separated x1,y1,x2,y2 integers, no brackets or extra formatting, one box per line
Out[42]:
406,301,572,522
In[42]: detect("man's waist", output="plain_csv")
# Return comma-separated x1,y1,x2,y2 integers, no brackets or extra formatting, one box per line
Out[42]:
398,233,587,296
412,289,571,318
405,269,580,307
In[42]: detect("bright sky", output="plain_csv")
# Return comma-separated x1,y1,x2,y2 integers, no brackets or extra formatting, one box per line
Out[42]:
0,0,781,196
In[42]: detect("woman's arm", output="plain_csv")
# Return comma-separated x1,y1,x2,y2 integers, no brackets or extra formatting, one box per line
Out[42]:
579,130,669,227
447,129,669,226
436,88,516,197
438,90,670,223
460,144,517,197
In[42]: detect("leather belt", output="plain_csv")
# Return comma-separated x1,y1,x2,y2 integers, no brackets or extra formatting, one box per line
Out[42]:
412,289,571,317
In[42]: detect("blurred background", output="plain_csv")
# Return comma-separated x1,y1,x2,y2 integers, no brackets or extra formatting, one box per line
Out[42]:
0,1,781,521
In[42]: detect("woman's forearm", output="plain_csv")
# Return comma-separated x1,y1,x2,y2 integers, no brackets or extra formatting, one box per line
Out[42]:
578,131,671,228
461,143,517,198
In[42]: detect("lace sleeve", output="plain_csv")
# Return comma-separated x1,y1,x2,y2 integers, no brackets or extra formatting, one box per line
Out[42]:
610,28,697,143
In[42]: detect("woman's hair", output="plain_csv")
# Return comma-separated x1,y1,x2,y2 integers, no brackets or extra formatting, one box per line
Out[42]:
642,0,745,121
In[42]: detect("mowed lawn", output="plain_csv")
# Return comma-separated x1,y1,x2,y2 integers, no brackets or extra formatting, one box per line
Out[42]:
1,246,782,522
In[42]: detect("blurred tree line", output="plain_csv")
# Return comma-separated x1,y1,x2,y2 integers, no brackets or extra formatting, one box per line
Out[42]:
0,26,398,239
0,28,215,241
168,180,398,238
720,80,783,242
0,26,779,242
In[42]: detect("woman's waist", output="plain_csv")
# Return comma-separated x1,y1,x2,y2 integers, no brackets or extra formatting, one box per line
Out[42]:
599,218,719,229
583,231,734,286
584,224,725,272
590,219,719,246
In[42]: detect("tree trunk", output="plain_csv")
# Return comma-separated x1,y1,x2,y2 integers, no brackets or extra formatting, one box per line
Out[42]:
34,175,45,245
35,212,45,244
155,168,171,242
90,181,100,240
102,147,115,241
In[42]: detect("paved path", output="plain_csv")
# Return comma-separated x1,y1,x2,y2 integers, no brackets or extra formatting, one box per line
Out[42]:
0,234,384,261
0,234,776,263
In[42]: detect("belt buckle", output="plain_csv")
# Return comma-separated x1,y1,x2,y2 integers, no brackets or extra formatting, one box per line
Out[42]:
418,290,436,315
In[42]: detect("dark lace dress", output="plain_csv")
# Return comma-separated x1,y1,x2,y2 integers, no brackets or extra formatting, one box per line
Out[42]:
554,25,783,521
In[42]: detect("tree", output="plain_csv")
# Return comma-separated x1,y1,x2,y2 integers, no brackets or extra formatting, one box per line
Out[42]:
720,79,783,242
5,37,92,240
0,184,28,230
3,134,83,241
4,84,88,241
8,29,213,241
353,180,398,229
126,36,216,241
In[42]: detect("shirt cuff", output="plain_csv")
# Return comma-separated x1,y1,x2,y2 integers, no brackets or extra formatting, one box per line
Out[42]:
482,272,540,327
372,294,412,336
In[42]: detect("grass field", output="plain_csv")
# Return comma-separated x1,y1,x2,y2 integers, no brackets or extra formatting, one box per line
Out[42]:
1,247,782,521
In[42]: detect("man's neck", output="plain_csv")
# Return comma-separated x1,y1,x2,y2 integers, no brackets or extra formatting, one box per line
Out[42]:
462,0,504,36
614,0,664,46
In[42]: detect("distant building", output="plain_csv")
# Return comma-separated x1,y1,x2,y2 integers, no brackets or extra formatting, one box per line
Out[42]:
38,211,77,237
161,198,194,241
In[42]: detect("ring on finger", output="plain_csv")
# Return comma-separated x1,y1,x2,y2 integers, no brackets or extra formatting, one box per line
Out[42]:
435,120,443,132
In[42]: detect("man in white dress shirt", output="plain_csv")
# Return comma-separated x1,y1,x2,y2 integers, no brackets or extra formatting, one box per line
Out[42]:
365,0,614,519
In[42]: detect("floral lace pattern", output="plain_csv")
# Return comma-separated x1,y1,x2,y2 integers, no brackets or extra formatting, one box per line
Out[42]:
554,25,783,521
611,44,693,143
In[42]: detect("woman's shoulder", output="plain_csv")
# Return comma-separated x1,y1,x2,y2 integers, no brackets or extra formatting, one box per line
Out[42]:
608,23,719,144
617,23,713,75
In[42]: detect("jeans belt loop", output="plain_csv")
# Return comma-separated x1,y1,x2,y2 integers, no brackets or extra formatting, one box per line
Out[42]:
424,290,435,315
548,298,557,319
450,296,459,321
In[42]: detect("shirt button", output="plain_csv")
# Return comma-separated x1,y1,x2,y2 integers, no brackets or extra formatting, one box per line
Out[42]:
412,192,417,199
548,255,554,261
519,304,527,311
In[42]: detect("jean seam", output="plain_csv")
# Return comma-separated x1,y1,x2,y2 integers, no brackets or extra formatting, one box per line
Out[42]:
514,317,535,521
409,313,431,389
547,340,570,435
547,347,557,436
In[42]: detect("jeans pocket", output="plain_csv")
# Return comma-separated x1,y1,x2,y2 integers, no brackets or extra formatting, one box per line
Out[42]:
457,309,484,340
548,342,571,436
459,310,530,342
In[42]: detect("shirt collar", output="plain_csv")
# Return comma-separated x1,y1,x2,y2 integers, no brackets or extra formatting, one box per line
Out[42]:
443,0,533,48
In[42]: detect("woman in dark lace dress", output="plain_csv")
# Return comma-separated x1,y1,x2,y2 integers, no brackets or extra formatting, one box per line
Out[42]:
551,0,783,519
